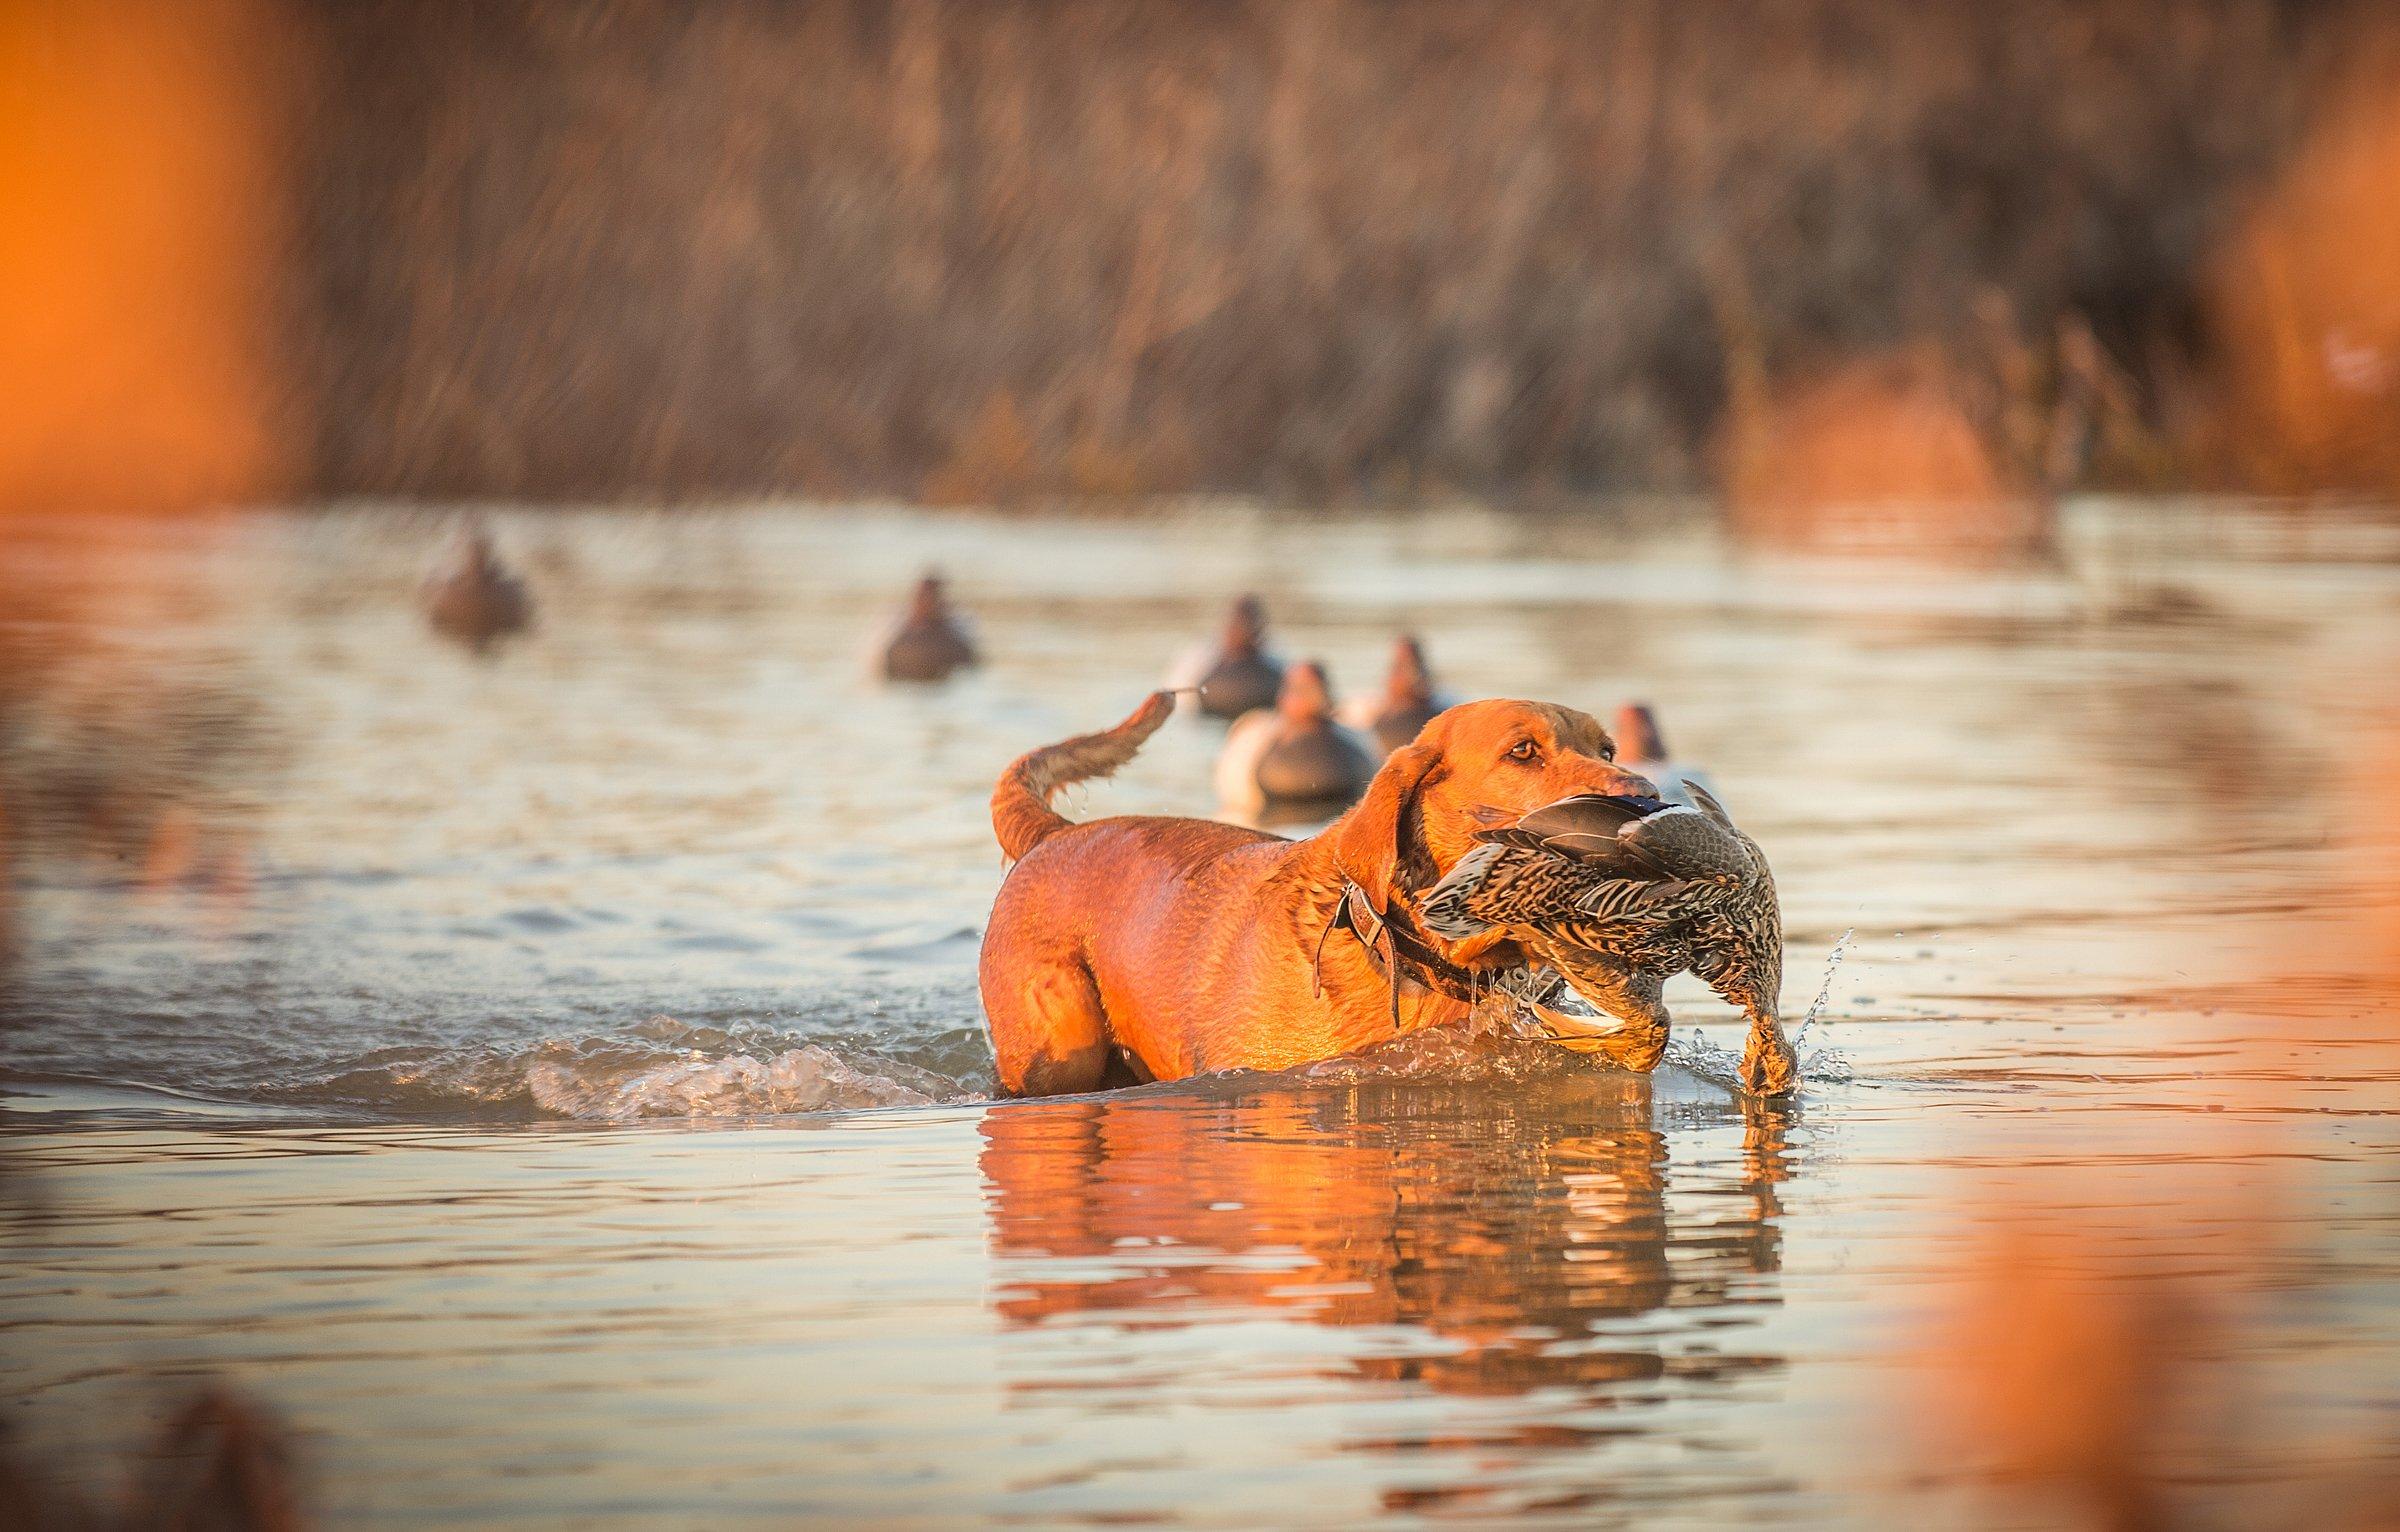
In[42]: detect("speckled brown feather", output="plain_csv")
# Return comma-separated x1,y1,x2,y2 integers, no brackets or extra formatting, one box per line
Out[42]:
1422,785,1796,1094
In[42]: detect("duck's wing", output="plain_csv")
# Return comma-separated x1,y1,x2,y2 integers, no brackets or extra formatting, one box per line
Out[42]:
1420,842,1509,938
1511,793,1674,838
1683,778,1736,830
1423,838,1612,938
1477,793,1681,877
1620,804,1756,884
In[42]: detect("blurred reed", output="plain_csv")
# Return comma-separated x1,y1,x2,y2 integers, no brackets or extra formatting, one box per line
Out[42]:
285,0,2383,508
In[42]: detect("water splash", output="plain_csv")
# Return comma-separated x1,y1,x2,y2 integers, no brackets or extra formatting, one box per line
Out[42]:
528,1043,966,1120
266,1015,986,1121
1791,926,1854,1061
1299,1024,1587,1085
1502,934,1859,1094
1662,1029,1745,1089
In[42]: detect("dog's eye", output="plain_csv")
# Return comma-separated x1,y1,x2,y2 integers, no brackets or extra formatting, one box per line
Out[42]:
1507,740,1540,763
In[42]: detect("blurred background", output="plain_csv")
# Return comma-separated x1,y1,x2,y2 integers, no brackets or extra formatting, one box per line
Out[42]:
12,0,2400,520
6,2,2400,1528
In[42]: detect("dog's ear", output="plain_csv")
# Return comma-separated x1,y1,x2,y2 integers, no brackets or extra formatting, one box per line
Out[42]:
1331,743,1444,916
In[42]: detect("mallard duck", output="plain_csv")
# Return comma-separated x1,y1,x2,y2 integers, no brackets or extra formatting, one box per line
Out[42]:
1341,634,1458,754
423,525,532,651
878,572,978,682
1611,703,1718,807
1214,660,1377,814
1172,594,1285,720
1421,784,1797,1095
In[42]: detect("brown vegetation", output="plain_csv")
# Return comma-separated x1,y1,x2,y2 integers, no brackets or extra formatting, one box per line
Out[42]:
287,0,2384,506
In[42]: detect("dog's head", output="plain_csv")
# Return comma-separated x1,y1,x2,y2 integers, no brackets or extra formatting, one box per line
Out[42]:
1329,699,1658,926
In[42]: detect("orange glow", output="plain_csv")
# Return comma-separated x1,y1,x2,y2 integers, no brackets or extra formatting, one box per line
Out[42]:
0,0,295,518
2207,53,2400,496
1909,1192,2253,1530
1718,351,2046,563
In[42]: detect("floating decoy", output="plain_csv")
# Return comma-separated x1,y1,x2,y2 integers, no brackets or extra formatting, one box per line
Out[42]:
878,572,978,682
1214,660,1377,815
1611,703,1718,807
423,525,532,651
1342,634,1456,754
1171,594,1285,720
1421,783,1796,1095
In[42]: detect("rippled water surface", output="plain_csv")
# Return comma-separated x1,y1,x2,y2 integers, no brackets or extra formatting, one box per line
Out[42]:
4,501,2398,1525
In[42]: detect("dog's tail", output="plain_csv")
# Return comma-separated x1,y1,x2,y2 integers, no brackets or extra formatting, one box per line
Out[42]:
991,690,1178,862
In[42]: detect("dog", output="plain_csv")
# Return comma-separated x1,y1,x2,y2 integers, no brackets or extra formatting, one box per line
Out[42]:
979,692,1801,1097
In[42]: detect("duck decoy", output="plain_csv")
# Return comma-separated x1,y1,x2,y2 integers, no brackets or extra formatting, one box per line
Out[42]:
1214,660,1377,815
423,525,533,651
1421,783,1796,1095
1611,703,1718,807
1171,594,1285,720
878,572,978,682
1342,634,1456,754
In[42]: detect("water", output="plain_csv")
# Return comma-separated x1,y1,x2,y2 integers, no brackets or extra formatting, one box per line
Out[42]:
4,498,2398,1525
1792,928,1851,1056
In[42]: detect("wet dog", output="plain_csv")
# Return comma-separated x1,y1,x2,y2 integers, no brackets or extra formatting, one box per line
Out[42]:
980,693,1802,1095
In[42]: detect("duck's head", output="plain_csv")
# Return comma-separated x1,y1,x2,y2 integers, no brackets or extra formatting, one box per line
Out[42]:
907,571,952,623
1221,593,1268,655
1611,703,1667,763
1275,659,1337,726
442,524,500,573
1384,635,1433,704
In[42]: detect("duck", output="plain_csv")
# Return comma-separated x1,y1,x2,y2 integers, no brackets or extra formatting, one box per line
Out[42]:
1171,594,1285,720
878,572,978,682
1421,783,1795,1094
1610,703,1718,807
1214,660,1378,815
1341,634,1458,755
423,524,532,651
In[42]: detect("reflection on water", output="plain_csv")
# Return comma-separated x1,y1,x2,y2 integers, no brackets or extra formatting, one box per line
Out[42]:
983,1075,1789,1406
2,499,2399,1526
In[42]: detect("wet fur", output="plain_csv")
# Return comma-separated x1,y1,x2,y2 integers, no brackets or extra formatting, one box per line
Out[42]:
980,694,1667,1096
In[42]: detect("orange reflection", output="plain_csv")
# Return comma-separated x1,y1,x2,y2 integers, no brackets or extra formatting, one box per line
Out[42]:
1912,1195,2235,1532
980,1074,1792,1408
2206,50,2400,497
1719,349,2049,564
2329,716,2400,1030
1903,703,2400,1529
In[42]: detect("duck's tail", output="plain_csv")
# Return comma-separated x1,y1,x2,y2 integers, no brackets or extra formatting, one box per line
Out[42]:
991,690,1178,862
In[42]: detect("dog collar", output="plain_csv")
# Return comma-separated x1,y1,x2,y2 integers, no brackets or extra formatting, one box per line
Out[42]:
1320,878,1500,1019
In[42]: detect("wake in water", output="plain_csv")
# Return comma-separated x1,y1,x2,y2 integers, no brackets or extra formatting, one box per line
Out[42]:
526,1041,970,1119
267,1015,987,1121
